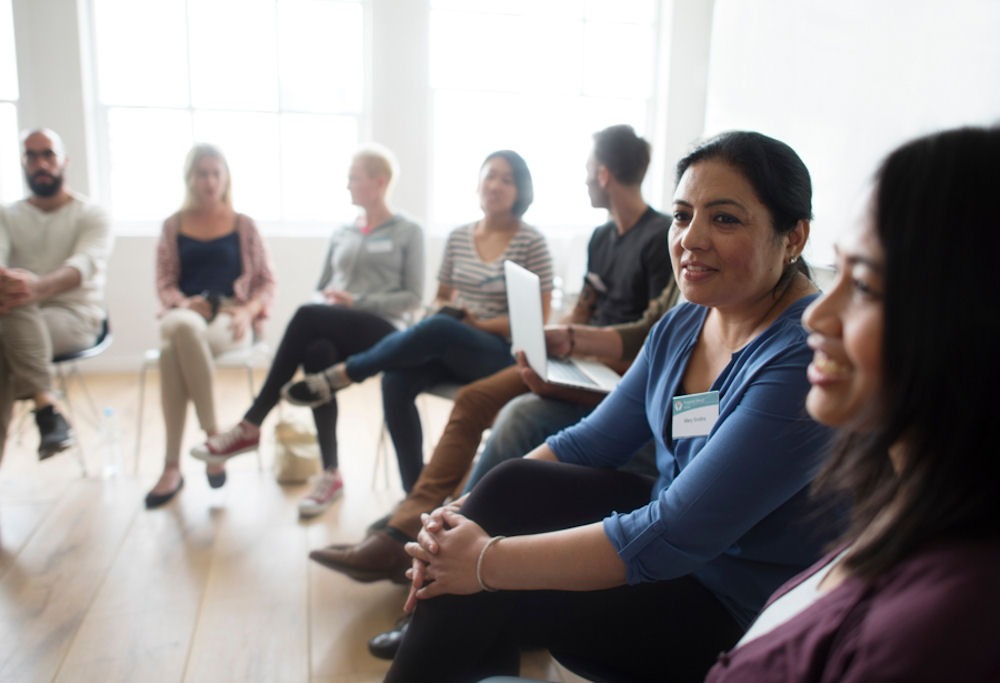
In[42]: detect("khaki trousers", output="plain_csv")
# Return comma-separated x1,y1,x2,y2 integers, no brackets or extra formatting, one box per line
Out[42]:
0,303,100,463
158,308,250,467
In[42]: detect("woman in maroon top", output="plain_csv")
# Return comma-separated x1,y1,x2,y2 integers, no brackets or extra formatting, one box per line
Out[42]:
705,127,1000,681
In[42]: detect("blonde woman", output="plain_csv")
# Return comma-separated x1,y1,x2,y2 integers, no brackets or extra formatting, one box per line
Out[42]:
191,146,424,518
145,144,276,508
282,151,553,497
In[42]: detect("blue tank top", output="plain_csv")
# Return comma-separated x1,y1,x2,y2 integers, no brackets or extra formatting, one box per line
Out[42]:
177,231,241,297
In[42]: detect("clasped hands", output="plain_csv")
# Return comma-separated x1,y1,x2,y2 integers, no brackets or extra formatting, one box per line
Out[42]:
402,499,492,613
179,294,252,341
0,267,39,314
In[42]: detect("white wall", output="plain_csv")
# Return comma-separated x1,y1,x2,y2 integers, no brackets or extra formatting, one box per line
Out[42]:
703,0,1000,264
11,0,97,195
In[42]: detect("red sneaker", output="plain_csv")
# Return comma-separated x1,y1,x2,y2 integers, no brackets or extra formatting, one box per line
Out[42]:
190,423,260,465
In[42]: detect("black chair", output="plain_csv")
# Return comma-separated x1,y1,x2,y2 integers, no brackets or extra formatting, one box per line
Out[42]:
50,318,113,476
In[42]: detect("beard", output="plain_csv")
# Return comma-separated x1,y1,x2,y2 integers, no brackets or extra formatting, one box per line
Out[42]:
27,171,64,198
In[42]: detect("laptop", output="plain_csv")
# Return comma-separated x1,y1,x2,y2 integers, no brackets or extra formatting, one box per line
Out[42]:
504,260,622,394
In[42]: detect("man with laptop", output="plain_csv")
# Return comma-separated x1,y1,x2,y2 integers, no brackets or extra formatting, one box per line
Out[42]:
504,259,623,393
309,125,675,655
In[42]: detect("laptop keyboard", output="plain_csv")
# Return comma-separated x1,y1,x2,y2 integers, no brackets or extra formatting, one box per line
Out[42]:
547,359,597,388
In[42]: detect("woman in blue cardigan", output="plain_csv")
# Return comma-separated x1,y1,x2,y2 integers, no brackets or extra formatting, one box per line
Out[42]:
386,131,840,683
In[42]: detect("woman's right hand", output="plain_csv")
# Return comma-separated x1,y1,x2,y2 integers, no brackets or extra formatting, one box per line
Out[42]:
402,501,467,612
181,295,213,321
403,507,490,611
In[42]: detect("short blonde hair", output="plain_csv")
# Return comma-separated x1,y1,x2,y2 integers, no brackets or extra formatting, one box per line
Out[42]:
352,143,398,195
182,143,233,210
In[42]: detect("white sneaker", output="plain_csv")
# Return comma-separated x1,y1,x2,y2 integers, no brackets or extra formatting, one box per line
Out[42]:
298,469,344,518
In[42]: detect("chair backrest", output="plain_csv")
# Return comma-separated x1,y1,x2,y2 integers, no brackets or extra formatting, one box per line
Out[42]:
215,338,272,368
53,318,113,364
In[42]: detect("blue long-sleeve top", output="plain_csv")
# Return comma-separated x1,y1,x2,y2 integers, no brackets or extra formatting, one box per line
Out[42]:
547,295,837,628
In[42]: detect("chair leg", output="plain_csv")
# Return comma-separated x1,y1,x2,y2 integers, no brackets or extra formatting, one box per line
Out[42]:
134,362,149,475
243,362,263,472
10,400,31,446
372,419,392,490
64,364,101,428
56,365,88,478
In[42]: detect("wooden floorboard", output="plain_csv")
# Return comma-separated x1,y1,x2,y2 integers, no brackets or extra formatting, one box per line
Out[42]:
0,370,576,682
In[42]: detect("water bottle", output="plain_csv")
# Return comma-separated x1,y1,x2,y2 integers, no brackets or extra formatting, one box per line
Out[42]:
99,406,123,479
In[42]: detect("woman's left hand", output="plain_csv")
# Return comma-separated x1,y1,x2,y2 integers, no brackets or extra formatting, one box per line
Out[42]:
515,351,558,397
224,304,253,341
462,309,482,330
323,289,355,306
403,507,490,607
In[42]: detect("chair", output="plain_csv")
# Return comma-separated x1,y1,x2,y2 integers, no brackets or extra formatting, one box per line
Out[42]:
133,339,271,474
372,381,464,489
43,318,113,477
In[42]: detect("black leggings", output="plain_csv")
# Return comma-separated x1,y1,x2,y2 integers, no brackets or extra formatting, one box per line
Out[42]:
386,459,743,683
243,303,395,470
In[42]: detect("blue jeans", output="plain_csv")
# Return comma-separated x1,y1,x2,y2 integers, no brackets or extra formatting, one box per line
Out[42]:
463,393,658,493
463,393,594,492
345,314,514,492
244,303,396,470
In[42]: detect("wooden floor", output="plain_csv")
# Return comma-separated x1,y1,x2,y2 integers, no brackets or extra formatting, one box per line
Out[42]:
0,369,570,683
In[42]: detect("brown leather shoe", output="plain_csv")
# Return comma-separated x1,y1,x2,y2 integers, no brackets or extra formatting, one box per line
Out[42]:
309,530,410,584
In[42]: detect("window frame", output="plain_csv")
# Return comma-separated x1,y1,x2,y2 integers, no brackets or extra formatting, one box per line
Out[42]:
86,0,371,235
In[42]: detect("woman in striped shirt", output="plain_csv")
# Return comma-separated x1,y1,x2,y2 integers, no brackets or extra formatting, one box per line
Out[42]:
283,150,553,493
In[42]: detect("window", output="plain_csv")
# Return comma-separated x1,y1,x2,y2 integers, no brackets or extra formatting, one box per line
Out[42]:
0,0,20,204
90,0,365,230
428,0,662,233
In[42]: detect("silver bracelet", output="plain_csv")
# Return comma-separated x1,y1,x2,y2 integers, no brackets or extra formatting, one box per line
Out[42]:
476,535,506,592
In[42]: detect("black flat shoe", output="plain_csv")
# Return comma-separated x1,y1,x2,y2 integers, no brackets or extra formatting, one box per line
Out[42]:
206,469,227,489
368,614,410,660
145,477,184,509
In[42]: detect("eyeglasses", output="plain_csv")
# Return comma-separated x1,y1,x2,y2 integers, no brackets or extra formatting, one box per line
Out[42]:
22,149,60,164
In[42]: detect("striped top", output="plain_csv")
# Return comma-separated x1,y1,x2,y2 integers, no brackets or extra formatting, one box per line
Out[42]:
438,222,553,320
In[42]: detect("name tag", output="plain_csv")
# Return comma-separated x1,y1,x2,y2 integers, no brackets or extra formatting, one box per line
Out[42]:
366,239,392,253
671,390,719,438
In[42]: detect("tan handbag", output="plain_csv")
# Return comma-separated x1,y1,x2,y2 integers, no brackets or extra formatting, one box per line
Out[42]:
273,419,322,484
